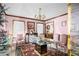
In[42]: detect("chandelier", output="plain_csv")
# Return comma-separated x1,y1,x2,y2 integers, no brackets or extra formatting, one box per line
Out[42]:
35,8,46,20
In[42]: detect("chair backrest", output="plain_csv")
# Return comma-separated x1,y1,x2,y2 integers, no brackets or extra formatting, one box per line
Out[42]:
59,34,68,46
17,34,23,40
17,34,24,43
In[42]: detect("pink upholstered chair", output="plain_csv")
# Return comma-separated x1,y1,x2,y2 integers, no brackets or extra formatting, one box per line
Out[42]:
16,34,24,46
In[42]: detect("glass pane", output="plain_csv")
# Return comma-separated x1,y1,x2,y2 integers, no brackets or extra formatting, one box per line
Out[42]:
13,21,24,37
37,24,43,35
71,3,79,56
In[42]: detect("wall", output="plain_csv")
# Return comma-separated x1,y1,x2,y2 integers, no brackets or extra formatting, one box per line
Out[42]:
45,15,68,41
6,15,45,35
5,15,45,44
5,14,68,43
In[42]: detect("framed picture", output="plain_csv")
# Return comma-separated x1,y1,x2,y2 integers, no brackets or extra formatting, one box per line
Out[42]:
46,21,54,34
46,25,50,30
27,21,35,33
27,21,35,29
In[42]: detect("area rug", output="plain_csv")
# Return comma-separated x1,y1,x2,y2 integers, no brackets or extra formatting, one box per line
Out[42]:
15,43,68,56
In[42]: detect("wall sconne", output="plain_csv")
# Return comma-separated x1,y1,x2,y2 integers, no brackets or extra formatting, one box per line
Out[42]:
61,21,67,26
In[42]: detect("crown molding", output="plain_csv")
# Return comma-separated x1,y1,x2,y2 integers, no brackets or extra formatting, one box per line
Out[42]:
5,13,46,22
46,13,68,21
5,13,68,22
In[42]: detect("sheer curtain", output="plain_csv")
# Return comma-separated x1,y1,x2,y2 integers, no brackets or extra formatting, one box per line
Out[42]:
37,23,43,36
13,21,24,37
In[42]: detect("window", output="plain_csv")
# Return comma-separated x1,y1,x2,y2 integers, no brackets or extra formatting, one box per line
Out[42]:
13,21,24,37
37,23,43,35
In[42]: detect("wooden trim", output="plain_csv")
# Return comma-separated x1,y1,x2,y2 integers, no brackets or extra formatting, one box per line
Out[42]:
5,13,45,22
44,23,46,34
45,23,46,34
46,13,68,21
5,13,67,22
45,22,54,24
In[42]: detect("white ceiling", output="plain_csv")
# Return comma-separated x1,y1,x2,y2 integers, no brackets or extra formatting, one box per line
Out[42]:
5,3,67,20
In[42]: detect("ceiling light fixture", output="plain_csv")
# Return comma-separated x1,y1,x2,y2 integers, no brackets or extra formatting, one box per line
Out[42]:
35,8,46,20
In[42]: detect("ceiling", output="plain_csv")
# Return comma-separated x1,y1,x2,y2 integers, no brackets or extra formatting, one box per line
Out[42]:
5,3,67,20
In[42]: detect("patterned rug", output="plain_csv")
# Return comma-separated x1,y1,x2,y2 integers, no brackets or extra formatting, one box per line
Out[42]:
15,43,68,56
